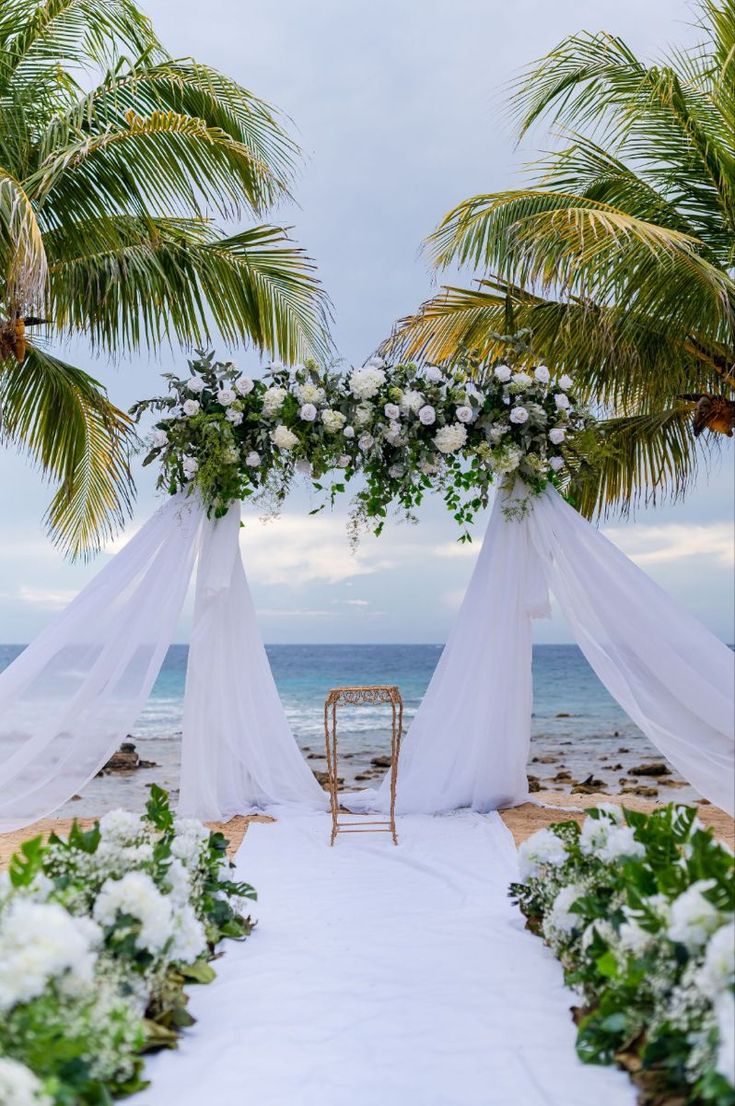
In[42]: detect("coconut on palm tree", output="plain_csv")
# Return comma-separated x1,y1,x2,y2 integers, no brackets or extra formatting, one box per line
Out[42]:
388,0,734,515
0,0,331,556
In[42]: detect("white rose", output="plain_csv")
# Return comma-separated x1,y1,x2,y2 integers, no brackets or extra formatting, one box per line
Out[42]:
384,421,402,444
225,408,243,425
456,405,474,424
299,403,317,422
554,393,571,410
268,360,285,372
354,404,373,427
182,456,199,477
358,432,374,452
322,409,346,433
549,456,565,472
548,427,566,445
434,423,467,454
558,374,574,391
424,366,443,383
401,389,425,414
534,365,551,384
216,388,236,407
245,451,261,467
235,376,254,396
271,425,299,450
388,464,405,479
343,426,355,439
494,365,512,382
182,399,200,417
187,377,205,394
509,406,529,424
512,371,532,388
262,386,288,415
418,404,436,426
669,881,723,949
384,403,401,420
151,429,168,447
544,884,584,936
419,458,439,475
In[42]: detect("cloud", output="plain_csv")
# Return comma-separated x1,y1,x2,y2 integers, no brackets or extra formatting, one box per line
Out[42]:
14,586,79,610
603,522,734,568
434,538,481,559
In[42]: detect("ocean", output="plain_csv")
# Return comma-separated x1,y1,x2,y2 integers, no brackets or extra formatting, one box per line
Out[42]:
0,643,694,816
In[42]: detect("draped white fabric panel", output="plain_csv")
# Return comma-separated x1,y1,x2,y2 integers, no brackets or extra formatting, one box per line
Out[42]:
0,495,204,831
178,503,328,820
528,487,735,817
348,488,551,815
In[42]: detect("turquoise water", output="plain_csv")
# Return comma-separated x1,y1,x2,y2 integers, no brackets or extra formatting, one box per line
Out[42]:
0,643,693,814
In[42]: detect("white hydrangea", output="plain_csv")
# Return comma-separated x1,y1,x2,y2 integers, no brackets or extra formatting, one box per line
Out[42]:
343,425,355,439
216,388,236,407
245,450,260,467
94,871,173,955
492,446,523,474
388,464,405,479
512,371,532,388
456,405,474,424
548,427,566,445
600,824,645,863
384,403,401,420
223,447,239,465
299,403,317,422
418,404,436,426
354,404,373,427
545,884,584,936
187,377,205,394
322,409,346,433
580,813,643,863
164,858,192,907
715,990,735,1086
349,366,386,400
401,389,425,414
171,818,210,869
225,408,243,426
182,456,199,478
358,432,375,452
0,899,101,1012
262,386,288,415
509,406,529,424
419,458,439,475
271,425,299,451
0,1058,51,1106
295,382,325,405
695,922,735,999
235,376,254,396
182,399,200,417
488,425,507,444
424,366,444,383
151,429,168,448
618,909,656,957
169,903,207,964
558,374,574,391
494,364,512,382
434,423,467,454
517,827,568,881
99,809,144,844
534,365,551,383
554,393,571,411
384,421,403,445
668,881,723,950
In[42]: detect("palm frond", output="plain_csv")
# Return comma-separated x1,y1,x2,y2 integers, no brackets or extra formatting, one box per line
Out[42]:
0,345,134,557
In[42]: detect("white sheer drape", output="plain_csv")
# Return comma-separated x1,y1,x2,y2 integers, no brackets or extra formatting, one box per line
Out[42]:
529,487,735,817
178,503,328,819
0,495,204,831
353,485,734,818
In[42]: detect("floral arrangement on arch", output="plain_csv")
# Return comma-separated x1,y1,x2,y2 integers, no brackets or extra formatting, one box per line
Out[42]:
0,787,254,1105
132,342,588,533
511,803,734,1105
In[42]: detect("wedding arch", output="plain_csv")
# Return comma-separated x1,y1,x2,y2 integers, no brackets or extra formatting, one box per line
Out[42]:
0,353,732,831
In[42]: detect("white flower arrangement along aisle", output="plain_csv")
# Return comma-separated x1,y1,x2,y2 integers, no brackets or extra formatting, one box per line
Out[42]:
130,345,589,537
0,786,254,1105
512,804,735,1106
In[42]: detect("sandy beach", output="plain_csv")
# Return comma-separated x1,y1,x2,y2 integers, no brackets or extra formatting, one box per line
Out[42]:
2,792,731,870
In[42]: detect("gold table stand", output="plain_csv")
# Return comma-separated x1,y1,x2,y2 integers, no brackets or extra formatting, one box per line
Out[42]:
324,685,403,846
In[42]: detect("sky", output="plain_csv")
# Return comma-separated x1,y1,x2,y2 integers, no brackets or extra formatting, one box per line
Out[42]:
1,0,733,645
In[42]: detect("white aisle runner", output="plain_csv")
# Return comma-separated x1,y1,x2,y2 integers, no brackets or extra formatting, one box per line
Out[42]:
140,814,636,1106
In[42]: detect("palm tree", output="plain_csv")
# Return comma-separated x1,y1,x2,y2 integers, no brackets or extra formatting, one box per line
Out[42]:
0,0,331,557
388,0,735,515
